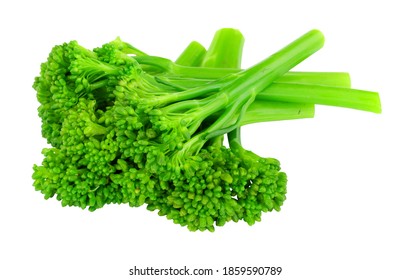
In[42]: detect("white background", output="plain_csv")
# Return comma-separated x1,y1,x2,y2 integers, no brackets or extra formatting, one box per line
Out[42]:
1,0,409,279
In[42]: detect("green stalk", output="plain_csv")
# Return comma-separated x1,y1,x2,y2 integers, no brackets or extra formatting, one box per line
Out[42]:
172,27,373,129
174,29,325,158
136,55,351,86
180,31,315,126
201,28,244,69
172,29,234,146
110,37,147,56
258,83,381,113
156,72,351,90
277,71,350,87
174,28,245,155
176,29,377,128
176,34,316,126
175,41,206,67
149,28,325,108
136,55,236,79
202,29,325,138
242,102,315,125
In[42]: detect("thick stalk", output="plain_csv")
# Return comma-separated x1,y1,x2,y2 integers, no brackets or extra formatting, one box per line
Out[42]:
175,41,206,67
201,28,244,69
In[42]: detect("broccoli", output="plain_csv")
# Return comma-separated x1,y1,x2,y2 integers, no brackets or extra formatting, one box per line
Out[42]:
198,28,287,227
32,28,381,231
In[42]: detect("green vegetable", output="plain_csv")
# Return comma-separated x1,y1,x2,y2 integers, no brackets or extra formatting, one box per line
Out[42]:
175,41,206,67
191,28,287,225
32,28,381,231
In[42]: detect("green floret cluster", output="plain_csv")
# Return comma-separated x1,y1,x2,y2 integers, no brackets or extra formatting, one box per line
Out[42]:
32,28,381,231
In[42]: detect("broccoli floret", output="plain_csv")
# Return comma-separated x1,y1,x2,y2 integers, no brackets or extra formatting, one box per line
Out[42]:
145,144,244,232
196,28,287,228
228,129,287,225
33,98,122,210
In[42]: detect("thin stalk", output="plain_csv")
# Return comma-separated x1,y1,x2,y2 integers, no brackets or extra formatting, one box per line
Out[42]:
136,54,352,88
277,71,350,87
258,83,381,113
198,29,314,146
155,71,351,89
143,79,227,108
177,29,325,157
241,102,315,125
110,37,147,56
203,29,325,137
136,56,236,79
227,127,243,150
174,30,323,127
89,79,109,91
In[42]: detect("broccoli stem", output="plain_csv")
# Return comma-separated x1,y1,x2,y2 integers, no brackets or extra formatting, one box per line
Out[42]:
161,29,376,127
227,127,248,157
136,30,349,95
176,29,378,129
175,30,379,118
155,71,351,90
201,29,325,138
175,41,206,67
258,83,381,113
201,30,288,219
242,102,315,125
197,28,315,125
108,37,148,56
278,71,350,87
201,28,245,69
172,30,325,160
137,55,237,79
136,40,350,86
138,54,351,87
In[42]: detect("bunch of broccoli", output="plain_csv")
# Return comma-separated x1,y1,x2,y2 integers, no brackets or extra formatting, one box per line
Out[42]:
32,28,381,231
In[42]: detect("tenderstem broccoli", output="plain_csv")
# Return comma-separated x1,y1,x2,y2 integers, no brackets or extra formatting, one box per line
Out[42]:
32,28,381,231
